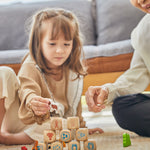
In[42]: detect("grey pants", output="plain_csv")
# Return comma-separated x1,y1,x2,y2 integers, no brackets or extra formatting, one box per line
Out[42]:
112,93,150,137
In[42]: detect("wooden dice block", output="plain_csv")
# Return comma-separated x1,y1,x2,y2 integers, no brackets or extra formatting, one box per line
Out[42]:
76,128,88,141
44,130,56,143
50,117,62,130
38,143,46,150
68,141,80,150
67,117,80,129
51,141,63,150
84,140,96,150
60,129,72,142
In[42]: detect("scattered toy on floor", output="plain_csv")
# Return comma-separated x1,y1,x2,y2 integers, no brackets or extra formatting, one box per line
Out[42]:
123,133,131,147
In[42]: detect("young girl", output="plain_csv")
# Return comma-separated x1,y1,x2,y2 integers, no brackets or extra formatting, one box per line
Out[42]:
0,8,103,145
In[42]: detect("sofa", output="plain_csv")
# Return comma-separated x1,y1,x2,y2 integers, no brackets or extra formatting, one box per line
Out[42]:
0,0,149,93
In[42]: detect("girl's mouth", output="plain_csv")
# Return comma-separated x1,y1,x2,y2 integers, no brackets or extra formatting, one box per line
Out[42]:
55,57,63,60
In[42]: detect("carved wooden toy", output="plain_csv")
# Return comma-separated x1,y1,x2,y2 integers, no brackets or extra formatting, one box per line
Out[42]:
39,117,97,150
84,140,96,150
68,141,80,150
67,117,80,130
44,130,56,143
50,117,63,130
38,143,46,150
60,129,72,143
51,141,63,150
76,128,88,141
67,117,80,140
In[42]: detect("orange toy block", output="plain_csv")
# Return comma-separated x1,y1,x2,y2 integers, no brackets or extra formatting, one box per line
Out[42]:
60,129,72,143
50,117,63,130
51,141,63,150
67,117,80,130
84,140,96,150
76,128,88,141
44,130,56,143
68,141,80,150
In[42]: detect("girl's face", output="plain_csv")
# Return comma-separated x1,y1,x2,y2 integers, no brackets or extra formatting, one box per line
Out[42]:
130,0,150,13
41,21,73,69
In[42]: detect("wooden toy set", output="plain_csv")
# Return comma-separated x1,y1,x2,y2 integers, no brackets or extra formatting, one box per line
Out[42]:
33,116,96,150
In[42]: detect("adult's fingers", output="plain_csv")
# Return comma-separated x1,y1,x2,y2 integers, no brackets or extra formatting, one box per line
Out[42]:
85,86,105,112
97,86,109,105
85,86,95,108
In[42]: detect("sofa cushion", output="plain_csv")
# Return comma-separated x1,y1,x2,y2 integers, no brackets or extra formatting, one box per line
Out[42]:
0,0,95,50
83,40,133,59
0,40,132,64
0,49,28,64
95,0,145,45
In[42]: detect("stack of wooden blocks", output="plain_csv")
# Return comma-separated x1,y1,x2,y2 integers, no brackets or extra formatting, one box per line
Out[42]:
36,116,96,150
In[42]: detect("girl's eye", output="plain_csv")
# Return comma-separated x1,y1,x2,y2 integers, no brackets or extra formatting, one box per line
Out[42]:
49,43,56,45
64,43,70,46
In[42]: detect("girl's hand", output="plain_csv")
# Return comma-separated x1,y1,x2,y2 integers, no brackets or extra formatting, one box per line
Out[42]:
29,96,50,116
88,128,104,135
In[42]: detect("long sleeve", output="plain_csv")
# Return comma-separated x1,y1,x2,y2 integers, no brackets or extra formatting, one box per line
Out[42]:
105,50,150,103
18,63,43,124
104,15,150,104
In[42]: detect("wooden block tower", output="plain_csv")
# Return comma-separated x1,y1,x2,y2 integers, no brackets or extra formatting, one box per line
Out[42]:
34,116,96,150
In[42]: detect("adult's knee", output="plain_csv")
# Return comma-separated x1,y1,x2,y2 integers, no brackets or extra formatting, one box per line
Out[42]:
112,97,129,129
112,97,122,116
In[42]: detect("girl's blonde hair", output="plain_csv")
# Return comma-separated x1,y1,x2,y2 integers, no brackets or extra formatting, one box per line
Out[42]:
28,8,87,77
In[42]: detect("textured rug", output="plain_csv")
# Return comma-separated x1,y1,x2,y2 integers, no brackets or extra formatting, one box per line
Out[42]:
1,100,150,150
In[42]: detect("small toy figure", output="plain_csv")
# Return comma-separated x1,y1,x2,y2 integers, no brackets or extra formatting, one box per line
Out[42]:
32,140,39,150
21,146,28,150
123,133,131,147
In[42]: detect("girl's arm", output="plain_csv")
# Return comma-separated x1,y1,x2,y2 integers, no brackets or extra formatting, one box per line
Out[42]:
18,63,49,124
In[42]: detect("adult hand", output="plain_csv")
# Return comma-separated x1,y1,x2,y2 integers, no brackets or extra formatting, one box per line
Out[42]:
85,86,109,112
29,96,50,116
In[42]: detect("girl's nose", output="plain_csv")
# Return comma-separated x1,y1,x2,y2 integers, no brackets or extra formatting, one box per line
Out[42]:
56,47,64,53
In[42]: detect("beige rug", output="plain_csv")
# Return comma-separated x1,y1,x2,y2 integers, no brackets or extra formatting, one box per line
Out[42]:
1,104,150,150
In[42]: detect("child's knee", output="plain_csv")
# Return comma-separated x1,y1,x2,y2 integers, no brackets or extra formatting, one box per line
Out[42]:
0,66,16,80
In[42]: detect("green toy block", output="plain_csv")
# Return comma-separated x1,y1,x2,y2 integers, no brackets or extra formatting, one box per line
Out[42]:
123,133,131,147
